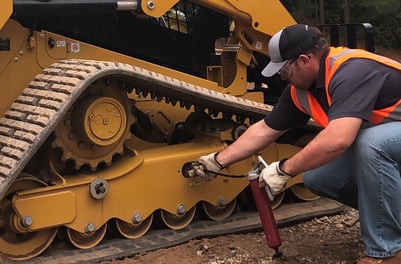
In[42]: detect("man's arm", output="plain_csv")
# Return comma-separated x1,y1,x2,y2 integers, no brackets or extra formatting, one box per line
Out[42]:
280,117,362,175
215,119,287,168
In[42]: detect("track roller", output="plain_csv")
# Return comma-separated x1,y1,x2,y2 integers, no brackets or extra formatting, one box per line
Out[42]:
270,191,285,209
66,223,107,249
290,183,320,201
115,214,153,239
160,206,196,230
202,198,237,221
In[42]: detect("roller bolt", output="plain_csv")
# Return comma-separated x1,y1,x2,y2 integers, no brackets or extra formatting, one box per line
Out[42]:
218,196,227,208
132,213,142,224
22,216,33,227
176,204,186,215
85,222,95,233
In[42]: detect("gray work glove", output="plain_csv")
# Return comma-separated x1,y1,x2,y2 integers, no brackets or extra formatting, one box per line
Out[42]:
194,152,224,181
259,160,292,195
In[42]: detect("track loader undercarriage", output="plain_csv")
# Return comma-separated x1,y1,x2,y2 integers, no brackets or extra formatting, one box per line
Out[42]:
0,59,318,260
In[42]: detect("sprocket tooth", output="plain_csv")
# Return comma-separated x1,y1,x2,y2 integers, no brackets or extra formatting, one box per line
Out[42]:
223,112,233,120
194,105,205,112
142,90,149,98
135,88,142,95
236,115,246,123
156,95,163,102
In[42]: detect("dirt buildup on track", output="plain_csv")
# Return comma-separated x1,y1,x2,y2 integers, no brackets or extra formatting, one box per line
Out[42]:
102,207,363,264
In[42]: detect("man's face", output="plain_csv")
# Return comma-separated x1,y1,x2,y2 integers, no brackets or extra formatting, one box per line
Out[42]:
278,54,318,90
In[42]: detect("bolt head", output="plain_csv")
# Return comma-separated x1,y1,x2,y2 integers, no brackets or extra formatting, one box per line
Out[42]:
85,223,95,233
132,213,142,224
22,216,33,227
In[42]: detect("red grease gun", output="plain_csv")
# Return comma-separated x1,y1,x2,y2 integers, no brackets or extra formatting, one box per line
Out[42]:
249,156,282,258
182,155,283,259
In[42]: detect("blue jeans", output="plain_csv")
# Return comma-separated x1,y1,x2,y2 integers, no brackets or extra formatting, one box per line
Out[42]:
303,122,401,258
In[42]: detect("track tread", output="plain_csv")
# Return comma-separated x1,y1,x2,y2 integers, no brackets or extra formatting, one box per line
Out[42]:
0,59,273,199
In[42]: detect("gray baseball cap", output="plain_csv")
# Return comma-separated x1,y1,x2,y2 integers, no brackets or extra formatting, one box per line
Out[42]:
262,24,318,77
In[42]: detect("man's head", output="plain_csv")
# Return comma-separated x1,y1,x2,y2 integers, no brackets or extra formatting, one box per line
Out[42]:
262,24,326,77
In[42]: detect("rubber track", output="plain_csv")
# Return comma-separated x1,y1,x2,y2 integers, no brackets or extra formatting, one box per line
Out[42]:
0,59,273,201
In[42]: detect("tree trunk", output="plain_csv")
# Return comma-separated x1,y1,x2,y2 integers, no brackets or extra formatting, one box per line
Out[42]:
344,0,350,23
319,0,325,24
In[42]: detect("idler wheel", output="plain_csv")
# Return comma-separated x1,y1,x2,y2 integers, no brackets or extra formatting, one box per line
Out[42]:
0,175,58,260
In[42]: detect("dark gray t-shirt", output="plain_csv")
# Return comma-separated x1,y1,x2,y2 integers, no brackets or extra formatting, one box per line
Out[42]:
264,53,401,130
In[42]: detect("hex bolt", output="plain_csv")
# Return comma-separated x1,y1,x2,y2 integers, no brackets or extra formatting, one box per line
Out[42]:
85,222,95,233
95,183,106,194
176,204,186,215
147,1,155,9
90,178,108,200
132,213,142,224
22,216,33,227
90,144,98,150
218,196,227,208
78,141,86,149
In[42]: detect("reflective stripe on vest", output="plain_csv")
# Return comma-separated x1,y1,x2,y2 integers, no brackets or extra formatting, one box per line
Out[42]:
291,47,401,127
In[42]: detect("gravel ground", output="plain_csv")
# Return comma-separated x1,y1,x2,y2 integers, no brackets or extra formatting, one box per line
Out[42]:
102,207,363,264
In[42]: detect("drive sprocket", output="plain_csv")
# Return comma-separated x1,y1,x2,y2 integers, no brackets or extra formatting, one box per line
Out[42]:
52,78,135,171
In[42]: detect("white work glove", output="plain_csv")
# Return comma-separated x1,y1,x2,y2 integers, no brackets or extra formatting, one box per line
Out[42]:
194,152,224,181
259,160,293,195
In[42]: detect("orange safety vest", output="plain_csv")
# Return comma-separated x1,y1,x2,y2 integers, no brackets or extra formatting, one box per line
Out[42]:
290,47,401,127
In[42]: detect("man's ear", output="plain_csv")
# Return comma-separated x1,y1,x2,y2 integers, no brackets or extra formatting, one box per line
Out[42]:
299,54,311,65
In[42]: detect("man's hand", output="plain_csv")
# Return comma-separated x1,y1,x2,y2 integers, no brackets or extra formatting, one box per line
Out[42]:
196,152,223,181
259,160,292,195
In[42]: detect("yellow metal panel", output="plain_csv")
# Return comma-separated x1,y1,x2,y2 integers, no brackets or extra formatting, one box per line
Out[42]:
14,191,76,230
0,20,42,116
227,0,296,35
0,0,12,30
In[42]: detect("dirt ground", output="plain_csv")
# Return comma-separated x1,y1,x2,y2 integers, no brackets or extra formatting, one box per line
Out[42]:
101,207,362,264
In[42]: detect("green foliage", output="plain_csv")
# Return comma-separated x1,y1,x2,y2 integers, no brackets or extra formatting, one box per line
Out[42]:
281,0,401,49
